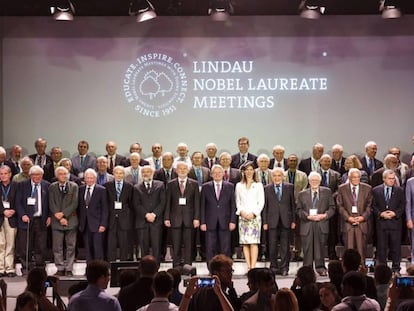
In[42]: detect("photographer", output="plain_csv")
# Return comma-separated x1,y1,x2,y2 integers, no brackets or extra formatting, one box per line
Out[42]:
385,277,414,311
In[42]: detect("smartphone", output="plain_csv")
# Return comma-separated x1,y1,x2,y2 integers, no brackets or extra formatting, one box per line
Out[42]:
365,258,374,268
396,277,414,288
197,277,215,288
44,281,52,288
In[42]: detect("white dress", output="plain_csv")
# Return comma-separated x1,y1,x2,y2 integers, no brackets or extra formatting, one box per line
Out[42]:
235,182,265,244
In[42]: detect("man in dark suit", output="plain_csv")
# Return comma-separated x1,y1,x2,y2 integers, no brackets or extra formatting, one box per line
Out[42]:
122,143,150,167
202,142,219,169
78,168,108,261
360,141,383,179
188,151,211,190
7,144,22,177
0,146,18,177
164,162,200,267
319,154,341,260
337,168,372,262
263,167,296,276
200,165,237,261
153,152,177,186
298,143,324,176
269,145,288,170
330,144,346,176
105,141,126,174
0,165,18,277
296,171,335,276
372,169,405,272
231,137,258,169
96,156,114,185
71,140,97,178
133,165,166,264
104,166,134,261
371,154,400,188
49,166,79,276
15,165,51,271
43,146,63,182
219,152,241,186
28,138,52,169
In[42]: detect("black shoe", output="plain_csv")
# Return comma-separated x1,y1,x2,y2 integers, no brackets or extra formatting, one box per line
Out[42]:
0,272,5,277
292,256,303,262
55,271,65,277
281,270,289,276
66,271,73,277
6,272,16,277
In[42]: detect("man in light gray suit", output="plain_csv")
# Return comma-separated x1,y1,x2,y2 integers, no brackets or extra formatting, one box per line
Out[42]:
124,152,143,186
405,176,414,263
71,140,96,179
49,166,79,276
255,154,272,186
296,171,335,276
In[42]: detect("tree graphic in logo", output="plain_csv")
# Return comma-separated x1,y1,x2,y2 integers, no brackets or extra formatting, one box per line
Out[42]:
139,70,173,100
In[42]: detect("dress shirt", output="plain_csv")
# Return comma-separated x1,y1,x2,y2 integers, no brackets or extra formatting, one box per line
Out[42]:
68,284,122,311
137,297,178,311
31,181,42,216
311,157,320,172
85,184,95,200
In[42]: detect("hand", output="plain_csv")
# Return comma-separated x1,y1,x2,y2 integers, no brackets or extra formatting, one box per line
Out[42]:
380,211,389,219
59,218,68,226
193,220,200,228
229,223,236,231
3,209,14,218
54,212,64,220
212,275,223,296
98,226,106,233
263,224,268,231
407,220,414,229
307,215,317,221
164,220,171,227
184,276,199,298
145,213,155,223
200,224,207,231
388,211,396,218
22,215,30,223
355,216,364,223
46,217,51,227
291,222,296,230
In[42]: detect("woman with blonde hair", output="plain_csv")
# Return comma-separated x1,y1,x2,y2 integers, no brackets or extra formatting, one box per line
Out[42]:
341,155,369,184
273,288,299,311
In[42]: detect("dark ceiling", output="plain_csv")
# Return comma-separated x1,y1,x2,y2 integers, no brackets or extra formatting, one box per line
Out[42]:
1,0,413,16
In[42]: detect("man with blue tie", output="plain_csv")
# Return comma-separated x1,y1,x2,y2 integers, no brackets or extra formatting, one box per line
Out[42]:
263,167,296,276
372,169,405,273
71,140,97,179
96,156,114,186
200,165,237,261
15,165,51,271
188,151,211,191
360,141,383,182
145,143,163,170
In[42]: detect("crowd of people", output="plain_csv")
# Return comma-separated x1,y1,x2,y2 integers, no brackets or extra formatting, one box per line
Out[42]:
0,136,414,309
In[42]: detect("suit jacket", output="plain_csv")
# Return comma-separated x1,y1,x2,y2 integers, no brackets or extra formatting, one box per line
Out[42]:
405,177,414,222
15,179,50,229
240,291,274,311
372,184,405,231
371,168,402,188
331,157,346,176
223,168,241,186
269,158,288,170
337,182,372,234
263,182,296,229
122,158,149,167
188,166,211,187
153,168,178,186
29,154,52,168
1,159,18,177
105,154,127,173
104,180,134,230
284,169,308,201
71,154,97,176
296,187,336,235
202,157,219,169
145,156,163,170
255,168,273,186
133,180,165,228
360,156,383,177
78,184,108,233
43,161,59,182
320,169,341,199
48,181,79,230
298,157,313,176
231,153,258,169
165,178,200,228
118,277,154,311
200,181,237,230
96,172,114,185
124,166,143,185
0,181,18,228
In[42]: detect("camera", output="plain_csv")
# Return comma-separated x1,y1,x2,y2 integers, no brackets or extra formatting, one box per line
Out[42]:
197,277,215,288
365,258,375,273
396,277,414,288
44,276,54,288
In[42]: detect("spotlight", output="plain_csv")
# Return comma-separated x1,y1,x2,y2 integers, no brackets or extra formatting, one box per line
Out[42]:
129,0,157,23
299,0,325,19
50,0,75,21
209,0,234,22
379,0,402,18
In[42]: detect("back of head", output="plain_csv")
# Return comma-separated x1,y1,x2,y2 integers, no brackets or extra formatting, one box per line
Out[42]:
374,264,392,285
342,249,361,272
119,269,139,288
140,255,158,278
167,268,181,289
275,288,299,311
86,260,110,284
15,291,38,311
209,254,233,274
297,265,316,286
342,271,366,296
153,271,174,297
246,268,262,291
26,267,47,297
328,260,344,282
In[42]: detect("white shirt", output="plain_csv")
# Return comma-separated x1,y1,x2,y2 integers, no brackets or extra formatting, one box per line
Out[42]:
137,297,178,311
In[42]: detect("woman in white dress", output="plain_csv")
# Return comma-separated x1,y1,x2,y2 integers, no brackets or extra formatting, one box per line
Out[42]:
235,161,265,270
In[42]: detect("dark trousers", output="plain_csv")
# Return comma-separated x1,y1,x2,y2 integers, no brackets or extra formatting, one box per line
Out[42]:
107,219,129,261
83,226,105,261
139,224,161,264
268,227,290,272
171,226,194,267
206,227,231,262
327,212,339,258
302,222,327,269
17,218,47,269
377,227,401,271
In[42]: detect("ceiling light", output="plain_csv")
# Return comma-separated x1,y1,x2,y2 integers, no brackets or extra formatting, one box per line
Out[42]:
129,0,157,23
379,0,402,18
299,0,326,19
50,0,75,21
209,0,234,22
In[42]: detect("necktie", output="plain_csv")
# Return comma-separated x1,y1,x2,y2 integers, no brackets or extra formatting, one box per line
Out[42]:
109,156,114,172
166,170,171,181
37,156,42,167
116,182,122,201
15,162,20,173
32,184,39,214
146,182,151,193
80,156,85,167
312,191,318,207
352,186,357,205
60,185,65,194
261,171,267,186
224,170,229,181
241,155,246,165
195,169,202,187
132,169,138,184
155,159,160,170
322,171,328,187
336,161,340,170
85,187,91,206
288,171,295,184
276,185,281,201
368,158,374,175
210,159,214,169
277,162,281,168
180,180,185,195
385,187,390,206
216,183,221,200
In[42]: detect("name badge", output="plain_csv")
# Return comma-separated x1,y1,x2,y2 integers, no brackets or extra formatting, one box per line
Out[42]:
2,201,10,209
27,198,36,205
352,206,358,214
309,208,318,216
179,198,187,205
114,202,122,210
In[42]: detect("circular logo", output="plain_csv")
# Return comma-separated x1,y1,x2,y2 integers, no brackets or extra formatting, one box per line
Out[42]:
123,53,188,118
